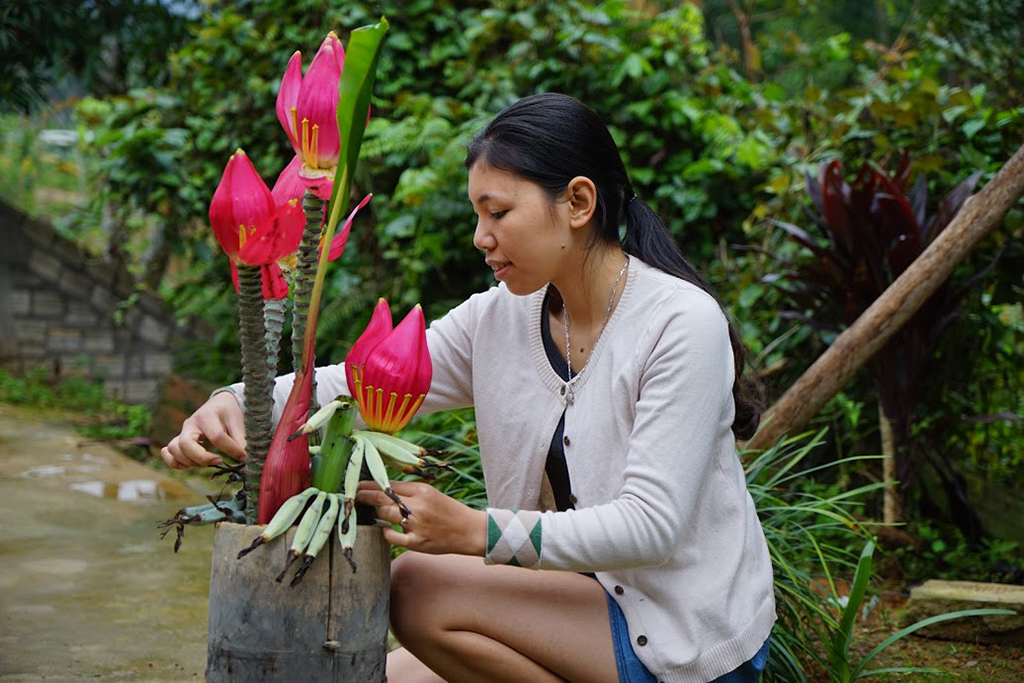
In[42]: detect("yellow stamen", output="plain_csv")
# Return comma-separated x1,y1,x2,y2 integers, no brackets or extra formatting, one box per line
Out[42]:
382,392,398,431
374,388,384,424
311,124,319,164
290,107,299,143
237,224,255,249
403,394,424,428
301,118,311,164
352,366,363,403
364,382,374,417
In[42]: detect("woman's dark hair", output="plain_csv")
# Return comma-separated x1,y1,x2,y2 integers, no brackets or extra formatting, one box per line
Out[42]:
466,93,763,440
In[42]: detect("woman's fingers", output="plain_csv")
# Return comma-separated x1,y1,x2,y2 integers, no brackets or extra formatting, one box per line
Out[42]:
356,486,395,508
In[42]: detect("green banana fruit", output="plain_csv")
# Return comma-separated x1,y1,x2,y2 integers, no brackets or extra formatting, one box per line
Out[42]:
356,431,450,477
358,435,411,518
276,490,327,582
338,504,358,572
236,487,318,559
343,437,366,512
288,397,352,441
289,493,340,586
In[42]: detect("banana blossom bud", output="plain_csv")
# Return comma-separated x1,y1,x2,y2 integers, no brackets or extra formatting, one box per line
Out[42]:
208,149,305,267
275,32,345,199
346,300,432,434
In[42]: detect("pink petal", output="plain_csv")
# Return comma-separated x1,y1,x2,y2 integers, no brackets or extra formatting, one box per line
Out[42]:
296,40,342,168
229,259,241,294
276,51,303,154
345,299,393,400
262,262,289,300
209,150,275,259
238,198,305,265
227,150,276,227
361,305,432,432
328,193,372,261
297,163,335,199
209,157,242,259
271,154,306,206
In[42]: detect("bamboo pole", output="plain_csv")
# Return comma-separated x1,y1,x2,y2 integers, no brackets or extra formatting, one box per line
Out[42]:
747,143,1024,451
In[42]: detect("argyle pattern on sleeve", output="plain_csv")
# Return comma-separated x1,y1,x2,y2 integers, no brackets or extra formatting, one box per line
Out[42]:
484,508,542,568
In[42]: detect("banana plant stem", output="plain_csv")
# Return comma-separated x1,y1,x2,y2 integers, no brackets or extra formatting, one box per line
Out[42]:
236,264,275,524
293,191,327,433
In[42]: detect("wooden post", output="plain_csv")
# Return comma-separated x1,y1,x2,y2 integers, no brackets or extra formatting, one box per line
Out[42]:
206,523,390,682
747,143,1024,451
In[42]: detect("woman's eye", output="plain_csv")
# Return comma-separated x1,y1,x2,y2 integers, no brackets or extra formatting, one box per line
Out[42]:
490,210,508,220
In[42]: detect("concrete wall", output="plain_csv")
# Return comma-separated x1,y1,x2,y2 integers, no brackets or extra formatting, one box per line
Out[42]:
0,200,206,404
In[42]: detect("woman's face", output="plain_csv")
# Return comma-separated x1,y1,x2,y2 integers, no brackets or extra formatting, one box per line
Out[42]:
468,162,571,296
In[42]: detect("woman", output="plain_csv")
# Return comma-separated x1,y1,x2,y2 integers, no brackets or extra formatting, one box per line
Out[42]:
164,93,775,682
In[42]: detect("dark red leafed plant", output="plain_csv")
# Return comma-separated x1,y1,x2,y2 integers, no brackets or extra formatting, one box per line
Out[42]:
766,154,984,527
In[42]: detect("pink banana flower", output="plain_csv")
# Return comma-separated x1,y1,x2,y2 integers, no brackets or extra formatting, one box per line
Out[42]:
208,149,305,267
276,32,345,199
346,300,432,434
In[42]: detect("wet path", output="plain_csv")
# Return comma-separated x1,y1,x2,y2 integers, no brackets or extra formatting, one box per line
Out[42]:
0,404,218,680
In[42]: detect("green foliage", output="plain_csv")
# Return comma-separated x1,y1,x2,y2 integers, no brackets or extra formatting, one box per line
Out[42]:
3,0,1022,645
0,366,151,451
828,541,1015,681
0,0,194,113
894,521,1024,586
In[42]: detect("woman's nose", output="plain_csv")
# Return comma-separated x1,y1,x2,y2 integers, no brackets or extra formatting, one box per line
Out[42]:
473,221,495,251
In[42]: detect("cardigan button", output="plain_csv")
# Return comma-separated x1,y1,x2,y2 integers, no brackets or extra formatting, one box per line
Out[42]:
614,585,624,595
563,435,571,447
637,635,648,646
569,494,578,506
560,386,566,396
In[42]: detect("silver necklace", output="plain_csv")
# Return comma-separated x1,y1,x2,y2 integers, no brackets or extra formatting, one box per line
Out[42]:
562,255,629,405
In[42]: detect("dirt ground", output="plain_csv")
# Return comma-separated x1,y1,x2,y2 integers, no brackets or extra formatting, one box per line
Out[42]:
0,403,214,680
2,402,1020,681
828,591,1024,682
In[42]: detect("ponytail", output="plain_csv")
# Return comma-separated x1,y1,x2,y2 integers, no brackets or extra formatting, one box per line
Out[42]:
624,196,764,441
467,93,764,440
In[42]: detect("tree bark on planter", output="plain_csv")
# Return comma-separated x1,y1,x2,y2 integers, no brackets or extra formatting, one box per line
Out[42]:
207,523,390,682
746,143,1024,451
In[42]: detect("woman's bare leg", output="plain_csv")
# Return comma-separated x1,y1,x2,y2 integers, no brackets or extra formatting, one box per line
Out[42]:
386,551,618,683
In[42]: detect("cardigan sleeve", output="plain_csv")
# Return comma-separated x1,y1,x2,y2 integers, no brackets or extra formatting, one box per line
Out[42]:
485,289,737,572
229,291,487,426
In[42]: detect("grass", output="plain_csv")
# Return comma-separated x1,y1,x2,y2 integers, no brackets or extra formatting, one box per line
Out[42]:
0,366,151,454
846,593,1024,682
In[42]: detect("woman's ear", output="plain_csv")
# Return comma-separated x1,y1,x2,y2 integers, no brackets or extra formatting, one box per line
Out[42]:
565,176,597,229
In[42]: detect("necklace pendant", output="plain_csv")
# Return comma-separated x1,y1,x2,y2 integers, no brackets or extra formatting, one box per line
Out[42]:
565,386,575,406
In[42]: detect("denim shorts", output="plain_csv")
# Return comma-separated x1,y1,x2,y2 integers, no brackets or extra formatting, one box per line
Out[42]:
605,591,771,682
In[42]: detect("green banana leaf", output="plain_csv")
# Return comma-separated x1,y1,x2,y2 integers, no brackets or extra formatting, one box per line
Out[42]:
326,17,390,236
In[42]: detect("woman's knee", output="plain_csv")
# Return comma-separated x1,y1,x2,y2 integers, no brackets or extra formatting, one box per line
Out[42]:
390,553,474,639
390,552,445,635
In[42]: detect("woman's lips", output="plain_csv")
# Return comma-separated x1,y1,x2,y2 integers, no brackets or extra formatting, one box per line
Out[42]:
488,260,512,280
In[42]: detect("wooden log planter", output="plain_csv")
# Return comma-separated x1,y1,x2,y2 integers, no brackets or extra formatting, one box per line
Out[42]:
206,522,389,682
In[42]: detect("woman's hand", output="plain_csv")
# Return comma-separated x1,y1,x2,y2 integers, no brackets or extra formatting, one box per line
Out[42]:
356,481,487,557
160,391,247,470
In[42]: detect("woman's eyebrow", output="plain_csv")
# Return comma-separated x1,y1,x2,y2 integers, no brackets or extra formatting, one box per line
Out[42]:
473,192,505,204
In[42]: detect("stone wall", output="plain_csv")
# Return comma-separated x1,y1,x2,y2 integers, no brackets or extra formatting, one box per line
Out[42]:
0,200,207,404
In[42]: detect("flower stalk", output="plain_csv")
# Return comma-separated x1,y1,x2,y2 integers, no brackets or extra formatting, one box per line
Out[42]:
236,264,275,523
292,190,327,420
